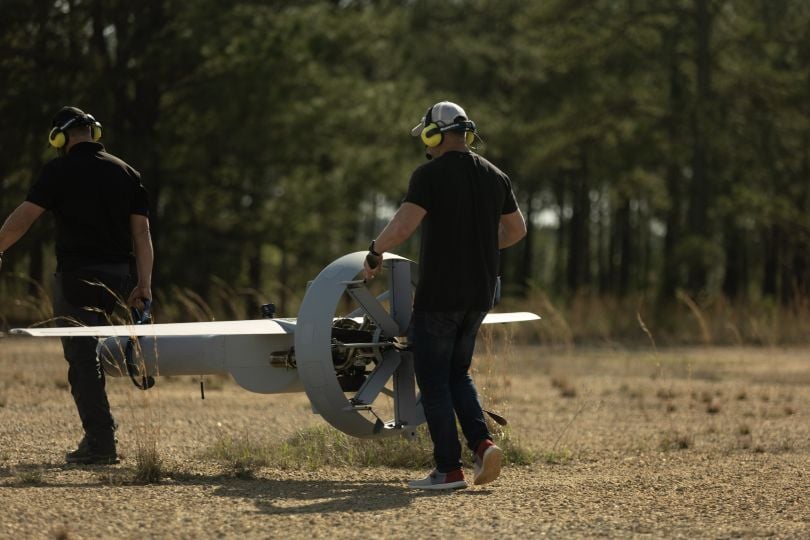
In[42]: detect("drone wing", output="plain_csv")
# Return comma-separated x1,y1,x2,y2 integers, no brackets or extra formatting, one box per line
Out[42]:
10,318,297,338
10,312,539,338
482,311,540,324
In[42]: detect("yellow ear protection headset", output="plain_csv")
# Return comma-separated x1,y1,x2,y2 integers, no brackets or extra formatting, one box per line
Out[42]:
48,113,102,149
420,105,477,148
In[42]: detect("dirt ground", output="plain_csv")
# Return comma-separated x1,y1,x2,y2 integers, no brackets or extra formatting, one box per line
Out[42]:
0,338,808,539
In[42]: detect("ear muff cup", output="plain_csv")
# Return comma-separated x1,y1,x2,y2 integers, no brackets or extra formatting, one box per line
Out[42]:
48,127,67,149
421,123,443,147
465,130,474,146
91,124,102,141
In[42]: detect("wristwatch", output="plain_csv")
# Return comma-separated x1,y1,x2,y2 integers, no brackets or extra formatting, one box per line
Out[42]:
366,241,381,270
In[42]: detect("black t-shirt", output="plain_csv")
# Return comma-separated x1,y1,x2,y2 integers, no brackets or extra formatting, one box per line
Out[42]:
404,151,518,311
26,142,149,271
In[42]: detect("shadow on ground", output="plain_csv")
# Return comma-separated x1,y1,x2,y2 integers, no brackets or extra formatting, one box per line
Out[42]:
1,464,483,514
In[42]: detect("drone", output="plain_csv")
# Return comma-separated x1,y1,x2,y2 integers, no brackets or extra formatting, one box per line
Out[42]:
12,252,539,440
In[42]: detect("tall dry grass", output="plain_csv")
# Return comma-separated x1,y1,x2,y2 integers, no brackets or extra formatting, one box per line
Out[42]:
501,288,810,347
6,271,809,347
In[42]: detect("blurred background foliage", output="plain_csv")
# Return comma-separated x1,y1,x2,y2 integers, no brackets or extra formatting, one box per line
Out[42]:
1,0,808,344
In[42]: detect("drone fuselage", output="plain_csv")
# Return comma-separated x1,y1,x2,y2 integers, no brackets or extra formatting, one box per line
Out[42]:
12,252,540,440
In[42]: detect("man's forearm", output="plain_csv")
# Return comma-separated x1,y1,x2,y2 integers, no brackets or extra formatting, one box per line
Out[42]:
0,202,45,252
372,203,426,253
374,221,409,254
133,232,154,287
498,209,527,248
0,223,25,253
498,224,521,249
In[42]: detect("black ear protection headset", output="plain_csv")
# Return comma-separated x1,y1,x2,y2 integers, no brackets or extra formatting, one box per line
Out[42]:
48,113,102,149
419,105,477,148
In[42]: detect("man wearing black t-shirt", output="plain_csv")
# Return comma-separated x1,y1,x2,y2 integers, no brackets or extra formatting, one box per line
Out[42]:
0,106,153,464
363,101,526,490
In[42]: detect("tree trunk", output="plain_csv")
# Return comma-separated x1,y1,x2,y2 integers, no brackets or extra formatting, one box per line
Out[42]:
686,0,713,293
660,27,686,301
518,188,535,297
722,220,742,300
762,225,778,297
617,198,632,297
597,191,610,295
567,149,591,292
552,173,567,294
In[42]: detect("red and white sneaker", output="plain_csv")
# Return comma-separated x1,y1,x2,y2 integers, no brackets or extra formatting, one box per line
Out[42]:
408,468,468,490
473,439,502,485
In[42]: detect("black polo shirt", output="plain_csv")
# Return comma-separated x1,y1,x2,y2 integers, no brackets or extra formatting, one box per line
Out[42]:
404,151,518,311
26,142,149,272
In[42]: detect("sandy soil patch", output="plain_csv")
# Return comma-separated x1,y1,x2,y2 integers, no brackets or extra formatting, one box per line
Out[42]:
1,338,808,538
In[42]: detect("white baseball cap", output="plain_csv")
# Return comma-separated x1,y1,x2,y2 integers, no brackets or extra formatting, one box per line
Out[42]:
411,101,470,136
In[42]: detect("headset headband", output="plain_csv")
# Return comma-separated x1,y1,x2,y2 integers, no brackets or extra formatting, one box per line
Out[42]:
425,105,476,134
56,113,100,132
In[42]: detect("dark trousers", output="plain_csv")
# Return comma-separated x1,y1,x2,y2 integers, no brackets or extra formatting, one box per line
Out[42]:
410,310,491,473
52,264,130,444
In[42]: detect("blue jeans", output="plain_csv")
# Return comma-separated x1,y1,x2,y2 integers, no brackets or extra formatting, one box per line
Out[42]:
410,310,491,473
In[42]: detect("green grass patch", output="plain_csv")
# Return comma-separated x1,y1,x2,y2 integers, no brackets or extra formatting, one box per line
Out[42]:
205,423,538,474
537,449,573,465
15,467,45,485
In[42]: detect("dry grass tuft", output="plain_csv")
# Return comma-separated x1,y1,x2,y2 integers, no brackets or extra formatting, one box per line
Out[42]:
736,424,754,450
660,431,693,451
706,399,721,415
132,458,162,484
620,384,644,399
96,471,127,486
14,466,45,485
50,525,74,540
132,438,163,484
656,388,676,400
676,290,712,345
551,376,577,398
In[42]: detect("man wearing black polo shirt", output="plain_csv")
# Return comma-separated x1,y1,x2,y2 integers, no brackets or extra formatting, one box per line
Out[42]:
363,101,527,490
0,106,153,464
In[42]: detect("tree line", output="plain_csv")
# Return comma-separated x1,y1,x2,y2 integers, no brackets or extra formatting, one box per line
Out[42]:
1,0,808,323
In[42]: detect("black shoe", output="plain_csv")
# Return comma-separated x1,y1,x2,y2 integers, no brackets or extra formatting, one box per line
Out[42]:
66,435,120,465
